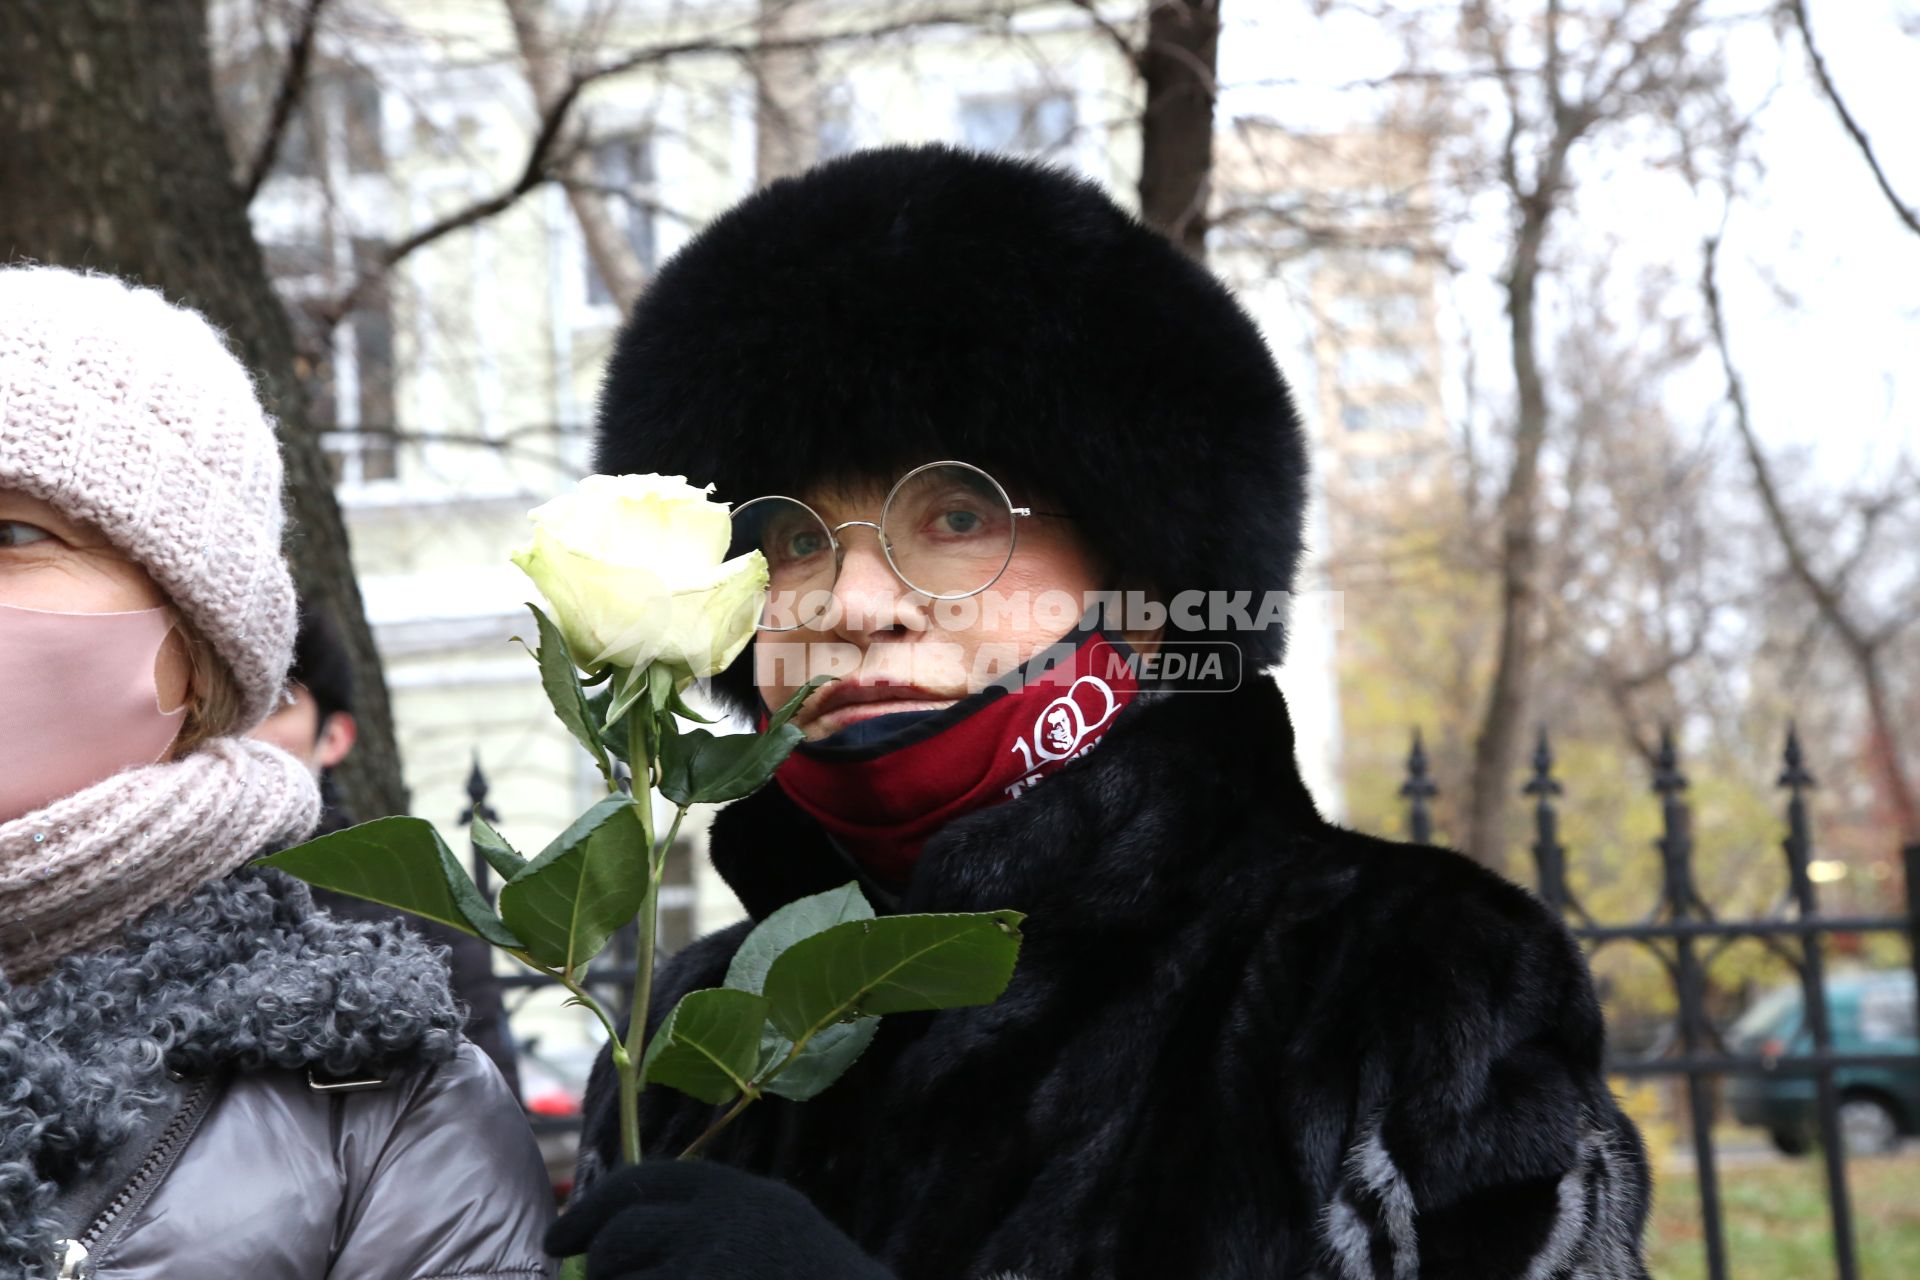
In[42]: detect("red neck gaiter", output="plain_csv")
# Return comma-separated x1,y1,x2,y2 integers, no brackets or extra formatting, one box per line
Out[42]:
772,630,1142,886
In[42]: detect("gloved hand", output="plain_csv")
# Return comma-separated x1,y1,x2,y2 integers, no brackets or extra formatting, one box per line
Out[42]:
545,1159,895,1280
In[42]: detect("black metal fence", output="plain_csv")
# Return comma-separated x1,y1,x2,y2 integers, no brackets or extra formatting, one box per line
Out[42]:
1401,726,1920,1280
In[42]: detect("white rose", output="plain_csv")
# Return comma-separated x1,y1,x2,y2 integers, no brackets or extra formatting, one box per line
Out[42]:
511,473,769,678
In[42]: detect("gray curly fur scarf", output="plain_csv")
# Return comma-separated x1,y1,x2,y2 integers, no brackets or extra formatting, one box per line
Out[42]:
0,868,463,1276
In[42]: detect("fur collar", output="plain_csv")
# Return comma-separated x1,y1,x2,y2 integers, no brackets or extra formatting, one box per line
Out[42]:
0,868,461,1275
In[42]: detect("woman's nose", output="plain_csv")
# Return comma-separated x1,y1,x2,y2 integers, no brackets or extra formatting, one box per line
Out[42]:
829,534,918,637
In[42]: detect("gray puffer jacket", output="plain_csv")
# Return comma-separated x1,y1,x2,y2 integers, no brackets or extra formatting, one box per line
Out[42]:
0,870,555,1280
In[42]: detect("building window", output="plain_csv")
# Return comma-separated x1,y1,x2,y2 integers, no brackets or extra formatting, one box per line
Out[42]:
1345,453,1421,486
585,133,657,308
264,67,384,183
261,238,331,282
1337,344,1427,388
247,60,397,492
333,239,398,485
350,312,397,482
1330,292,1423,333
277,240,398,488
1340,400,1429,433
1325,247,1418,282
958,90,1076,158
656,836,699,955
343,70,386,175
274,106,322,180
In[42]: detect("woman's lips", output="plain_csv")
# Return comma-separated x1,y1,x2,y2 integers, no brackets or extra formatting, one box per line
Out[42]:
801,682,960,735
810,697,957,734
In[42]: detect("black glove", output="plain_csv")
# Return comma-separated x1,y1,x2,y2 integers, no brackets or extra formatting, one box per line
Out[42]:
546,1159,895,1280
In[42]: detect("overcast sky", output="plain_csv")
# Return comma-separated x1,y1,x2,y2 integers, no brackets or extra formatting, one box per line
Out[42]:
1216,1,1919,486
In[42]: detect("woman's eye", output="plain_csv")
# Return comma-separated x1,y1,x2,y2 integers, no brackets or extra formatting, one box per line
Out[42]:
766,527,828,564
934,508,984,536
0,520,53,549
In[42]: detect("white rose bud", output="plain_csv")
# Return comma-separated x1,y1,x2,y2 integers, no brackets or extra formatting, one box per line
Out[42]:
512,474,769,679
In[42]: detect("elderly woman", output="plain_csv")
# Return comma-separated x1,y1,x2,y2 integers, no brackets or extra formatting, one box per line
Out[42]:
0,267,553,1279
549,147,1652,1280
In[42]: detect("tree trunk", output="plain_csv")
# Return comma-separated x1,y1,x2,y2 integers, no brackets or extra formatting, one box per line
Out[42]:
1463,207,1552,868
1858,655,1920,844
1138,0,1219,259
0,0,409,821
752,0,823,185
505,0,648,312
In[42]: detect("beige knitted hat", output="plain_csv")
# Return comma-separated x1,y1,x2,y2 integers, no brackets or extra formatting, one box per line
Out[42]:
0,267,298,731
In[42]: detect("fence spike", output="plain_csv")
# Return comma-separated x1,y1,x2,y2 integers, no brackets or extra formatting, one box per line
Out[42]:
1773,721,1859,1279
1400,730,1437,798
1654,724,1688,794
1527,725,1568,915
1399,728,1437,846
459,752,498,826
1778,721,1816,791
1524,725,1563,798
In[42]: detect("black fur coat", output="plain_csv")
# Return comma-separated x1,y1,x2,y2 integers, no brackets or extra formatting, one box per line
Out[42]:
575,679,1651,1279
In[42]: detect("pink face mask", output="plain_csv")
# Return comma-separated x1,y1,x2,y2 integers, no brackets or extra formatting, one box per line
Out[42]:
0,604,188,825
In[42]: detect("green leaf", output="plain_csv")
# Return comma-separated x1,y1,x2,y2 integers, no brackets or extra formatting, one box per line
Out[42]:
656,727,794,806
720,884,879,1102
763,911,1025,1043
497,797,649,972
725,882,874,996
759,1016,879,1102
648,662,681,718
602,662,652,732
667,685,718,724
255,817,521,949
526,604,613,779
470,815,525,882
558,1257,588,1280
656,676,834,806
583,687,630,765
768,674,835,733
640,987,772,1105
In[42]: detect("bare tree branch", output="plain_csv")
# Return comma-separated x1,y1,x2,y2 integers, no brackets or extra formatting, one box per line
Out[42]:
314,3,1052,328
1068,0,1141,69
1788,0,1920,236
242,0,332,202
1582,0,1705,124
506,0,648,312
352,422,586,477
554,177,700,227
1702,229,1920,840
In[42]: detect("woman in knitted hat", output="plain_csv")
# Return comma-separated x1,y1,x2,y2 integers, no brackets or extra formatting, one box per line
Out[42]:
0,267,555,1279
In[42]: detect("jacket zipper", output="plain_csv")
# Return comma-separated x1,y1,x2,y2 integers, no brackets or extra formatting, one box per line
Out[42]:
66,1075,219,1275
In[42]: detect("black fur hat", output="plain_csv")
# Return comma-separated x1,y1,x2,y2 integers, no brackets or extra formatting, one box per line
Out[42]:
594,144,1308,707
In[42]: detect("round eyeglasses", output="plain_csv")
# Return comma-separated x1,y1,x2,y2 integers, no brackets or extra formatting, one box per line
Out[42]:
728,461,1053,632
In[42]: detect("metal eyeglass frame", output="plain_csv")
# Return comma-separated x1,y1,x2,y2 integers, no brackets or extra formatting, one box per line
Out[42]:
732,459,1064,632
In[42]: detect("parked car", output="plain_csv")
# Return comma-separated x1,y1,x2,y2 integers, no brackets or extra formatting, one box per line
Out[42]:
1726,970,1920,1156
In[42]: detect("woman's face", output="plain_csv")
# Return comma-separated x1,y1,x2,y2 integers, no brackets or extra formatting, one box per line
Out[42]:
0,487,193,719
751,476,1110,741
